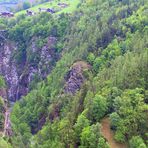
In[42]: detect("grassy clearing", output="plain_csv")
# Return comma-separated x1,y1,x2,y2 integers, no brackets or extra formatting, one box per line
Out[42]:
16,0,80,16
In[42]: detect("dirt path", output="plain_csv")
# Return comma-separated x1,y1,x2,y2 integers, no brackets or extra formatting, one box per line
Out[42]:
101,117,127,148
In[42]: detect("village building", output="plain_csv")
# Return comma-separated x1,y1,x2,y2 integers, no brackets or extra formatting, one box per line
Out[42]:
39,8,55,14
39,8,47,12
57,2,69,8
46,8,55,13
0,12,14,17
26,10,35,16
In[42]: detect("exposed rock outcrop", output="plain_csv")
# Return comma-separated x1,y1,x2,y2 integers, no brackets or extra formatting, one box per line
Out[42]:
64,61,90,94
0,41,18,101
0,36,58,101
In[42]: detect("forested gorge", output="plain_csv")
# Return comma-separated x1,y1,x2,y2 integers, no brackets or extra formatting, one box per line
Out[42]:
0,0,148,147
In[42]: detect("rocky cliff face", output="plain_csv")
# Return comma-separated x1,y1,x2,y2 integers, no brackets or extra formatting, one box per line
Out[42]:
0,36,58,102
0,41,18,101
64,61,90,94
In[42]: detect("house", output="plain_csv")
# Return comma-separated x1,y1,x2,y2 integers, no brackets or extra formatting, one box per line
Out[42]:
39,8,55,14
0,12,14,17
39,8,47,12
26,10,35,16
57,2,69,8
46,8,56,13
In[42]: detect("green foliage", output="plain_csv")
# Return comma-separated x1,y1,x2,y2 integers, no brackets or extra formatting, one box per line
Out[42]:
0,76,5,88
11,102,32,145
7,0,148,147
11,86,50,138
98,137,109,148
74,113,90,141
91,94,108,121
87,53,95,65
110,88,148,142
110,112,120,130
129,136,147,148
80,123,109,148
0,138,12,148
8,12,69,64
58,118,75,147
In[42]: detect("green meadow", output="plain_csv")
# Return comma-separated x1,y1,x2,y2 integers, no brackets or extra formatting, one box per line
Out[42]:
16,0,80,16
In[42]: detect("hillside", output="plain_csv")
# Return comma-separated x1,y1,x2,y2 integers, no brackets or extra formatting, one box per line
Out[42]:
0,0,45,12
15,0,80,16
0,0,80,15
0,0,148,147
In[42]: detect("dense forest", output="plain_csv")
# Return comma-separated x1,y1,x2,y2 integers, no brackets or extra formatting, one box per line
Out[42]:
0,0,148,147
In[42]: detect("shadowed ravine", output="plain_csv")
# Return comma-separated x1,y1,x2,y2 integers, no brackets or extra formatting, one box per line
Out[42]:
101,117,127,148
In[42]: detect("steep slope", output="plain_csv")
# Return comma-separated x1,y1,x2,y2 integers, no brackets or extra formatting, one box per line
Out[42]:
16,0,80,16
64,61,90,94
0,77,5,134
0,40,18,101
0,0,148,148
0,37,58,101
0,13,69,101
